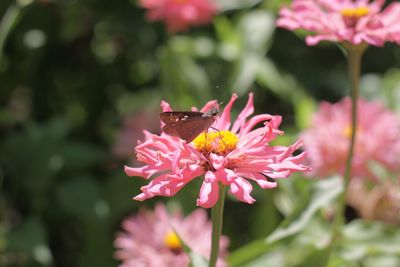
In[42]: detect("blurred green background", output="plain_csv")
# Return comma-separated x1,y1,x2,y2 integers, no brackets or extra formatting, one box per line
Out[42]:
1,0,400,267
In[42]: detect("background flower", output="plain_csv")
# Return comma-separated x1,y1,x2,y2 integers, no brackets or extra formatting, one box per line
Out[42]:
277,0,400,46
302,97,400,180
139,0,218,33
112,111,160,161
347,178,400,224
125,93,310,208
114,203,229,267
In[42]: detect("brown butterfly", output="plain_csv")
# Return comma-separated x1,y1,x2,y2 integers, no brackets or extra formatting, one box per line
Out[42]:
160,108,219,143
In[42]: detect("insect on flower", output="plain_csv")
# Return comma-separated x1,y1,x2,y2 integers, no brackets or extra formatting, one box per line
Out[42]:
160,106,219,143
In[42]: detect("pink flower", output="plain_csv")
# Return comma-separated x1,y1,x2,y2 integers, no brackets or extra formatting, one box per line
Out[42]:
112,111,160,160
114,203,229,267
277,0,400,46
347,178,400,224
125,93,310,208
302,97,400,180
139,0,218,33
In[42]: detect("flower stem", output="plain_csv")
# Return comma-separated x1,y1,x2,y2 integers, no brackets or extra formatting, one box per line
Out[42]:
331,43,367,245
209,183,226,267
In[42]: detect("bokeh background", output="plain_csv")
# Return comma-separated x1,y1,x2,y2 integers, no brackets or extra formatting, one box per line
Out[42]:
1,0,400,266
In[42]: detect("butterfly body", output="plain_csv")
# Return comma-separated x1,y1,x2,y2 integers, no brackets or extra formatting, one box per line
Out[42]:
160,109,218,143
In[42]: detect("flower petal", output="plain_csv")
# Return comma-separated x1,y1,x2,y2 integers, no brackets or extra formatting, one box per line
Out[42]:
231,92,254,133
125,165,158,179
214,168,238,185
133,174,192,201
229,177,256,204
197,181,219,208
238,171,277,189
215,93,238,130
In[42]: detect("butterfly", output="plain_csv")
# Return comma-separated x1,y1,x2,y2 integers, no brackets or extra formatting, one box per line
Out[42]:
160,107,219,143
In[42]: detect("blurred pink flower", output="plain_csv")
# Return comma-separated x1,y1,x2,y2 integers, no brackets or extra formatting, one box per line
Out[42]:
114,203,228,267
347,178,400,224
277,0,400,46
125,93,310,208
302,97,400,180
139,0,218,33
113,111,160,160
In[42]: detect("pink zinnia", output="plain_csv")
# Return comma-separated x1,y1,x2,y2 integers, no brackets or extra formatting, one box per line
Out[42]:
277,0,400,46
125,93,310,208
347,178,400,224
302,97,400,180
139,0,217,33
114,203,229,267
113,111,160,160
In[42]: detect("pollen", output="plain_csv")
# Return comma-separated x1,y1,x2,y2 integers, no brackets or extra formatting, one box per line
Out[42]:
164,231,182,251
193,130,239,155
341,7,370,18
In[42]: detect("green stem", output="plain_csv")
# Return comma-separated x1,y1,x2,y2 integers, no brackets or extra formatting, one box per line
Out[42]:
209,183,226,267
330,43,367,249
336,45,365,234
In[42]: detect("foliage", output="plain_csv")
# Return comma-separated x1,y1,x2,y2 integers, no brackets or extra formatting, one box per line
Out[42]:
1,0,400,266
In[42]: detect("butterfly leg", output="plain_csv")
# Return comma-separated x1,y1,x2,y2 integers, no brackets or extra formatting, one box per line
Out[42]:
210,126,227,149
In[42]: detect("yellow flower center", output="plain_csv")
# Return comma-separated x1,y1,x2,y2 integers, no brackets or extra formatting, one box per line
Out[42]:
174,0,188,4
341,7,370,18
342,125,362,138
164,231,182,251
342,125,353,138
193,130,239,155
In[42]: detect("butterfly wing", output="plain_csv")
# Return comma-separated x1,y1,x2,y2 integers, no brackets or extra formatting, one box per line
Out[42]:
160,111,204,125
162,116,216,142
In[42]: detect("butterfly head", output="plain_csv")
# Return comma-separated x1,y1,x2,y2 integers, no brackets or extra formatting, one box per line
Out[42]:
205,104,220,118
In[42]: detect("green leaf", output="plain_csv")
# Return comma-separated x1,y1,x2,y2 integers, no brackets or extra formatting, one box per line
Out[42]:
228,239,272,267
214,0,262,11
237,10,275,53
229,10,275,93
292,246,331,267
159,41,212,106
267,176,343,243
294,96,316,130
341,220,400,258
256,58,308,103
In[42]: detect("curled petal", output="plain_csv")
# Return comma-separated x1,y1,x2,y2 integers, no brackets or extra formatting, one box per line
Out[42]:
197,181,219,208
276,139,304,162
133,174,192,201
204,170,217,183
210,153,227,170
263,170,291,179
125,165,158,179
229,178,255,204
200,100,219,113
240,114,278,136
216,93,238,130
269,159,311,172
231,92,254,133
172,149,182,174
214,168,238,185
238,171,277,189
